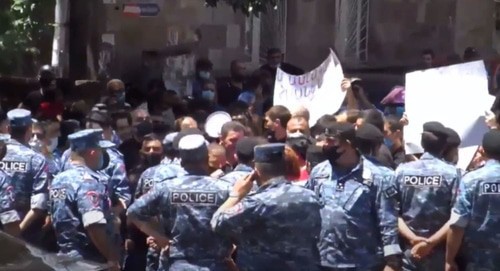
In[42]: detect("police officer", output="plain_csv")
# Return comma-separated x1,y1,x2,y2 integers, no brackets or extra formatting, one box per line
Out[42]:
1,109,49,244
442,127,461,166
0,134,21,237
127,134,235,270
395,121,460,270
221,136,265,186
161,132,180,166
131,133,178,271
446,129,500,270
307,122,402,271
49,129,121,271
211,143,322,271
60,116,131,215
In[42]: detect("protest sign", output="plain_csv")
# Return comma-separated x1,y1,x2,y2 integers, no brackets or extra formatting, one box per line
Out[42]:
404,60,495,170
273,49,345,125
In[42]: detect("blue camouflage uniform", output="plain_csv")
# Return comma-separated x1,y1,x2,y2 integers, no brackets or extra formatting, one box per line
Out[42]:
0,110,49,240
60,143,131,209
0,134,21,230
49,129,120,263
220,163,253,186
134,163,186,271
212,143,323,271
450,159,500,270
307,156,401,270
395,152,460,270
128,134,234,271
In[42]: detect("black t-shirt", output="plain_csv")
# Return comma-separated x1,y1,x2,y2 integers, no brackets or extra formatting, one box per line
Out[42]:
118,138,142,173
376,144,395,169
217,80,243,108
23,90,43,115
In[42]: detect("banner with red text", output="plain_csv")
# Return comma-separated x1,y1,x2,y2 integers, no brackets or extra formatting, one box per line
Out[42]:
273,49,345,125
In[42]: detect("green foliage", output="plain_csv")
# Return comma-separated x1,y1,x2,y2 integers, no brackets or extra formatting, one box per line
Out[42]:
0,0,54,75
204,0,278,16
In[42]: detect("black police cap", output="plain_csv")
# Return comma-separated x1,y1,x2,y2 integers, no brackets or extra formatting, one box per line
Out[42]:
444,127,461,147
355,123,384,143
306,145,326,164
423,121,447,137
320,122,356,141
482,129,500,157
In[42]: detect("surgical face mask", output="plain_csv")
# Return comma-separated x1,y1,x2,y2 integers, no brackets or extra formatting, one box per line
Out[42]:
29,137,44,153
202,90,215,101
97,150,110,170
115,92,125,104
48,137,58,152
198,71,210,80
384,138,394,150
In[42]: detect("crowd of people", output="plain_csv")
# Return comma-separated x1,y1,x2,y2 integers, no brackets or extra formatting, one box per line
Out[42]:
0,46,499,271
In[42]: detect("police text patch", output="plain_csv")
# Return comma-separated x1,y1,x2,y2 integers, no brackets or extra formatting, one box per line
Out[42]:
50,188,67,201
384,185,398,198
170,191,217,205
481,183,500,194
403,175,442,187
0,161,28,172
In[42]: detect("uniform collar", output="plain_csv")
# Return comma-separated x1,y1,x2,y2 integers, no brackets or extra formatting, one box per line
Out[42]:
420,152,440,160
256,176,288,192
331,156,372,185
484,159,500,167
233,163,253,172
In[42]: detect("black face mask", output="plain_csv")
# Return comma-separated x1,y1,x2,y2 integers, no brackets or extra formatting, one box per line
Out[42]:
142,153,163,167
322,145,344,164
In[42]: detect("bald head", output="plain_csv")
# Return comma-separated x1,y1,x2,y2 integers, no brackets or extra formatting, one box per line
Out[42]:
292,106,310,122
180,117,198,130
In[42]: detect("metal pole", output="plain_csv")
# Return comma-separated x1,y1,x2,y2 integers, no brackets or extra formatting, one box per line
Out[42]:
356,0,362,63
51,0,70,77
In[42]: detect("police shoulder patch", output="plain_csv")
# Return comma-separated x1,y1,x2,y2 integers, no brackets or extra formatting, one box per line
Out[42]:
384,185,398,198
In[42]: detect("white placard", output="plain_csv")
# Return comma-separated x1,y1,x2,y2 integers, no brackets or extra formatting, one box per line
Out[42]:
273,49,345,125
404,60,495,170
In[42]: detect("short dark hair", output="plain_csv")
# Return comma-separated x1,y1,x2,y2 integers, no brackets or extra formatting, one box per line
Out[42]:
195,58,213,71
362,109,384,133
421,132,446,155
267,48,281,56
356,139,380,157
256,162,285,177
266,105,291,129
143,133,163,142
221,121,246,138
385,115,403,132
422,49,435,57
10,126,28,139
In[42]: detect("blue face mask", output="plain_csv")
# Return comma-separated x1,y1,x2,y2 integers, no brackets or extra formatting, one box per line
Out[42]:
97,150,109,170
116,92,125,104
384,138,394,149
202,90,215,101
199,71,210,80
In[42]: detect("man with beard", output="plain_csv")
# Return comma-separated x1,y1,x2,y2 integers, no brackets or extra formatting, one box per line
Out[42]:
218,60,247,108
306,122,402,271
220,121,247,169
264,105,291,143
